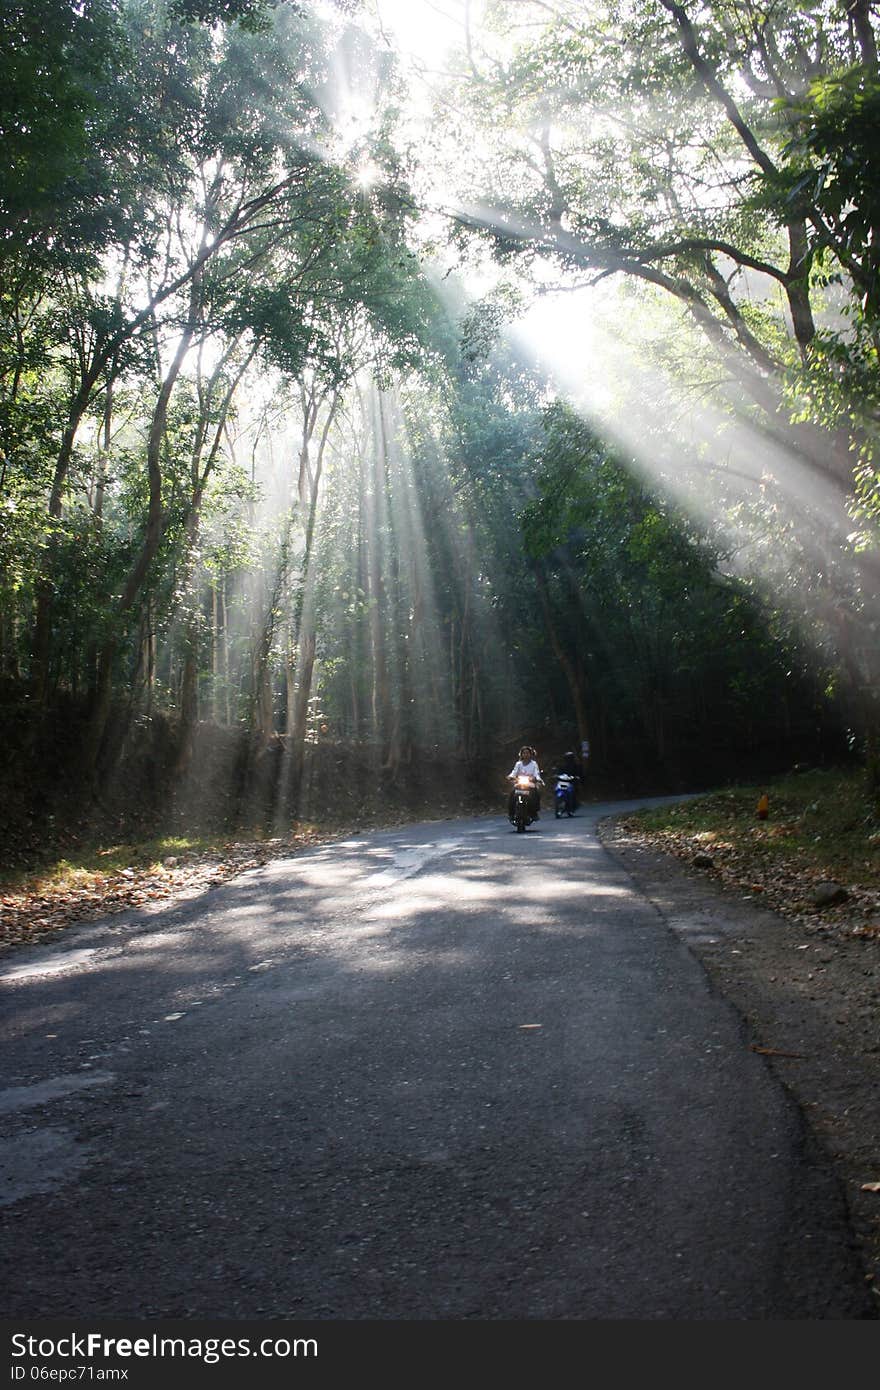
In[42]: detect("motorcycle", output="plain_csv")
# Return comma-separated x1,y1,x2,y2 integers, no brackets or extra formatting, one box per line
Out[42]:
509,774,539,833
554,772,576,818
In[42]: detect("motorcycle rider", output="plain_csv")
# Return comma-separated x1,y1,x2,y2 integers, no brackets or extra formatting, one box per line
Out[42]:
507,745,544,821
557,749,582,809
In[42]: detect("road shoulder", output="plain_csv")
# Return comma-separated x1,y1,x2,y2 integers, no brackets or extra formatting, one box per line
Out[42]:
600,815,880,1312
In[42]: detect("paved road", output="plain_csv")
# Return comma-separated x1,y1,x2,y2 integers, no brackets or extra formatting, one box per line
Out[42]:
0,802,872,1318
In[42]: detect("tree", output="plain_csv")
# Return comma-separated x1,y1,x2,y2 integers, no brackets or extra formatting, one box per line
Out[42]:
439,0,880,741
7,1,424,740
521,401,836,777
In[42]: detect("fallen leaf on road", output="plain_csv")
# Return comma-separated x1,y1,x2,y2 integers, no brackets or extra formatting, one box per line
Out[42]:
750,1045,805,1059
860,1183,880,1193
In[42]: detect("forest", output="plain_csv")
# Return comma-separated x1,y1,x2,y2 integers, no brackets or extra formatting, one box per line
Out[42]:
2,0,879,850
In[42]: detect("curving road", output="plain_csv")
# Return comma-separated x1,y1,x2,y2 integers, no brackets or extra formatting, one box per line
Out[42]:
0,800,872,1319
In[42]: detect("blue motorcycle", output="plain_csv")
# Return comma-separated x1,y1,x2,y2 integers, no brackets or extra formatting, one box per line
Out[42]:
554,773,576,818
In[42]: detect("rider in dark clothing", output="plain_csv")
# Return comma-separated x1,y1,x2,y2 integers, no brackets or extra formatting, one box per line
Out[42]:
561,750,580,778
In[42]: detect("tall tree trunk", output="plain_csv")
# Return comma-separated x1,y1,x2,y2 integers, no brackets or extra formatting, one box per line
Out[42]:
174,345,254,776
283,391,338,805
212,581,221,724
175,639,200,778
848,0,878,68
785,219,816,356
222,577,231,726
81,294,200,776
31,368,106,704
288,629,317,811
251,593,278,751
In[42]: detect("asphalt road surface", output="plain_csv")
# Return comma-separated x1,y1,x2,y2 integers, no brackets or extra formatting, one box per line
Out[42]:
0,800,872,1319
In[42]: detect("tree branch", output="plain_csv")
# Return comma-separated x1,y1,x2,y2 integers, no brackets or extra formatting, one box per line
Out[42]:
658,0,780,178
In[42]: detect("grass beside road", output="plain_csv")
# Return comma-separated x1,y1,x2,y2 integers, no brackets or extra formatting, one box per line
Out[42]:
617,765,880,933
0,834,225,893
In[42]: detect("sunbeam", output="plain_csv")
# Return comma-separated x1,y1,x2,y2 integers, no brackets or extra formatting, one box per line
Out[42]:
508,278,879,637
4,0,879,867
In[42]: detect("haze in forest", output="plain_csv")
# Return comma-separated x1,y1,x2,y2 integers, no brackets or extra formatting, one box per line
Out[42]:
2,0,878,847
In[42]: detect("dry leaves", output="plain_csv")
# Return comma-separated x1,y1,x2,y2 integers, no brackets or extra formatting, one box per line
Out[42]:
0,830,329,951
617,817,880,942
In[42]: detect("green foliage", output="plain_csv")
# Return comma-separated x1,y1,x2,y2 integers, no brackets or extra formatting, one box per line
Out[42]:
0,0,864,816
429,0,880,762
519,403,835,775
444,2,880,471
0,0,121,268
782,69,880,311
170,0,278,29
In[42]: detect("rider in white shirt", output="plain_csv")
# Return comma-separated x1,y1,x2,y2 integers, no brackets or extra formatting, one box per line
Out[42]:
507,745,544,819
